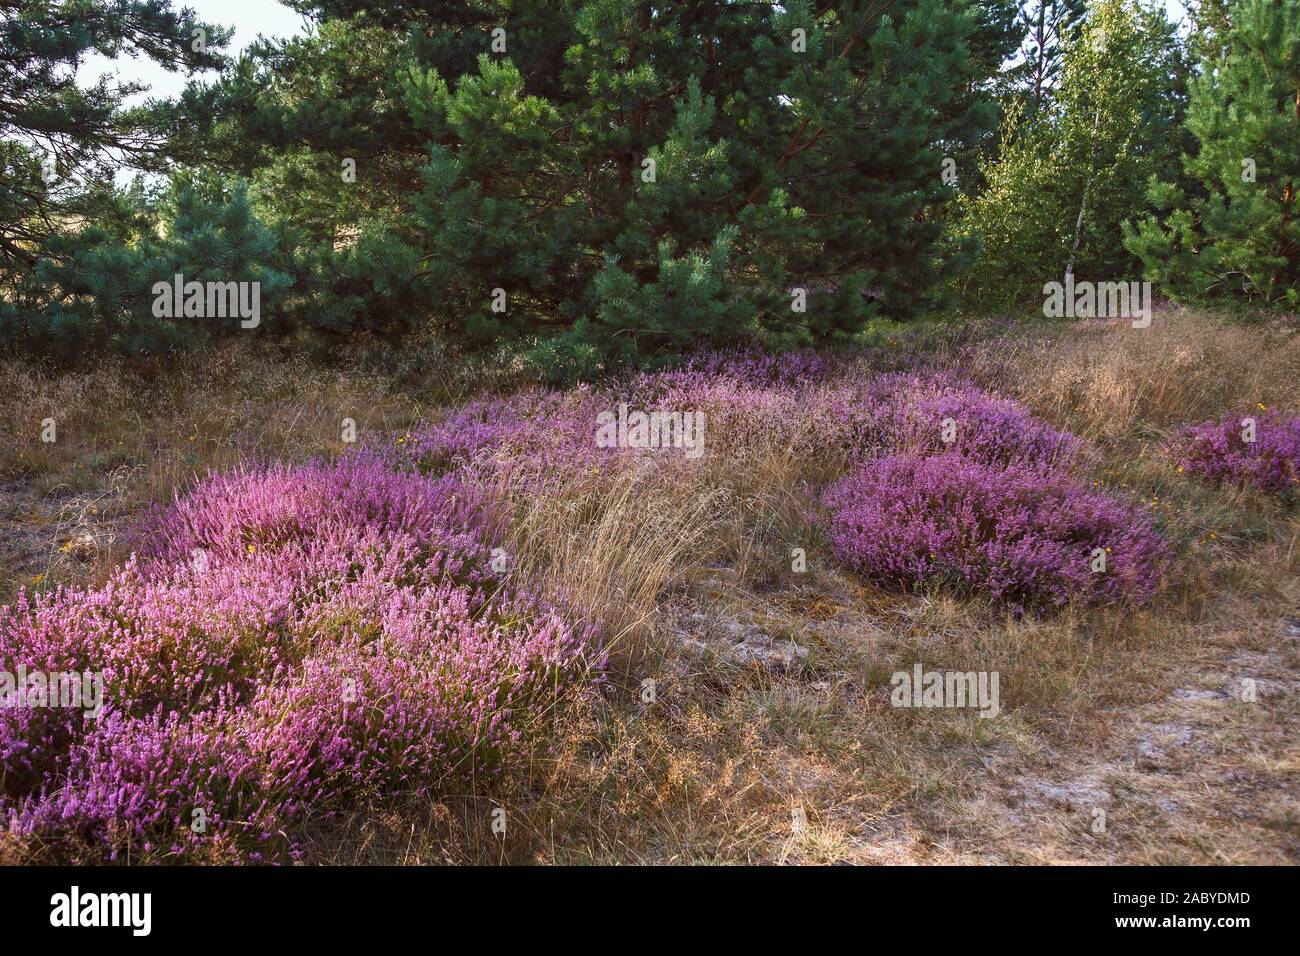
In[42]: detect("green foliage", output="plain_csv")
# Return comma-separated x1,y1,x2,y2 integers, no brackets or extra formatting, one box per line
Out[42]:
196,0,999,377
3,177,292,356
1123,0,1300,307
14,0,1283,367
0,0,242,354
957,0,1188,305
288,223,428,344
1187,0,1236,64
1004,0,1088,114
0,0,229,270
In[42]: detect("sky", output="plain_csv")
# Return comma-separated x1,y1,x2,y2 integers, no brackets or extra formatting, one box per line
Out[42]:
81,0,310,102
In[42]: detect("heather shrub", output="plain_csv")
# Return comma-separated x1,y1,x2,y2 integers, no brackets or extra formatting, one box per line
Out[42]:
405,388,616,484
1171,410,1300,496
400,364,1089,499
12,710,258,860
0,457,600,861
818,373,1090,474
620,349,835,401
644,375,804,466
2,561,294,719
408,380,722,488
133,455,492,575
823,454,1171,610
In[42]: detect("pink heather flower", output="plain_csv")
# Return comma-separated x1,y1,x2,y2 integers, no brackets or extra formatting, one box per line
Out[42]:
815,371,1090,474
822,454,1171,610
1171,410,1300,495
1,457,599,862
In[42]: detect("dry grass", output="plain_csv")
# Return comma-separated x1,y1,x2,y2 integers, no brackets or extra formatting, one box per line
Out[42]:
0,344,424,600
954,310,1300,441
2,308,1297,865
494,465,732,667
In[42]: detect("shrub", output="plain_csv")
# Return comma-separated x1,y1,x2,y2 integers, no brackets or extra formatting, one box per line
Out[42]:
15,179,295,358
404,389,609,481
1172,410,1300,495
404,365,1088,488
0,456,600,861
819,372,1090,473
823,453,1170,609
131,455,492,575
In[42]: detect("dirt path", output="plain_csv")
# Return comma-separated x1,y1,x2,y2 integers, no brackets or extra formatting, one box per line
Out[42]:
661,568,1299,865
970,622,1300,864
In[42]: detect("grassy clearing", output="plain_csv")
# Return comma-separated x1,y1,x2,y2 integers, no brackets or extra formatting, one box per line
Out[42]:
2,308,1297,864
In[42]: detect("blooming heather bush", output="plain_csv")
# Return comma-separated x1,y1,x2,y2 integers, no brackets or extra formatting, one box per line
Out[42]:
620,349,833,402
823,454,1170,610
406,350,832,484
688,349,833,389
0,457,600,861
818,372,1089,474
1172,410,1300,495
404,388,617,484
395,364,1089,502
407,379,735,489
132,455,491,572
642,376,805,465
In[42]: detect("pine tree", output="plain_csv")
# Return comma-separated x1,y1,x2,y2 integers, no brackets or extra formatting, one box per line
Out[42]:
1009,0,1088,115
1,0,236,351
0,0,229,270
1188,0,1235,64
200,1,1001,378
8,177,292,356
1124,0,1299,307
